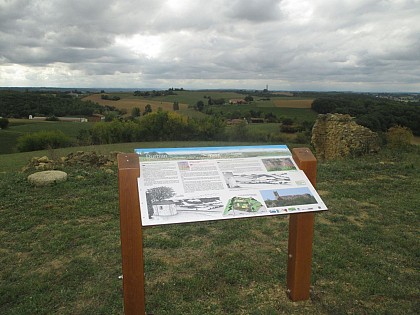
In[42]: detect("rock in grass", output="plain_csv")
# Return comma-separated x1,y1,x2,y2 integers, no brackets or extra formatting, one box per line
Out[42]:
27,170,68,187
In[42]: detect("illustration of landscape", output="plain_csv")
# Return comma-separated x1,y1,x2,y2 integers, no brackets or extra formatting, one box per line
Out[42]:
223,172,291,189
261,187,318,208
145,190,225,222
262,158,297,171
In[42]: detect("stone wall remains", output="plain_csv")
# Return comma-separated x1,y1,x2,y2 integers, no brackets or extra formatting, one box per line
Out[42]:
311,113,381,160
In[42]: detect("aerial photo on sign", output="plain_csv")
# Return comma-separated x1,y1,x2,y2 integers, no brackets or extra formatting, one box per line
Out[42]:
136,145,327,226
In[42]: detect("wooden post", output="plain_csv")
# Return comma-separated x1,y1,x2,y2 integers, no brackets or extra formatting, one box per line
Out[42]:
287,148,317,301
118,153,146,315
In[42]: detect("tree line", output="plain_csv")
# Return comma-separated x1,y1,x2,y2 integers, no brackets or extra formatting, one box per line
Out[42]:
78,110,226,145
0,90,107,118
311,94,420,135
133,89,177,97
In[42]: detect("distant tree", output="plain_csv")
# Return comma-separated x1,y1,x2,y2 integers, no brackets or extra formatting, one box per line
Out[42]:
249,109,262,118
196,100,205,112
212,98,225,105
244,95,254,102
282,118,294,126
143,104,152,115
0,118,9,129
131,107,141,117
311,98,337,114
280,118,297,133
173,101,179,111
264,112,277,123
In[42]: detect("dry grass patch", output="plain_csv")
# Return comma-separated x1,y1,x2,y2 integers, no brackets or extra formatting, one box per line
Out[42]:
34,258,68,275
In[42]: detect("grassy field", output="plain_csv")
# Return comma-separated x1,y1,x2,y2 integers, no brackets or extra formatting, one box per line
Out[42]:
0,120,95,154
0,142,419,314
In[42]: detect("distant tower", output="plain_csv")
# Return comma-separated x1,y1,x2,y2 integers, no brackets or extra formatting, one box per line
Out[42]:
266,84,268,91
273,191,282,200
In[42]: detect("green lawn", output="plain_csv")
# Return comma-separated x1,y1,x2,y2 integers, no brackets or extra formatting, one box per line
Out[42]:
1,144,419,314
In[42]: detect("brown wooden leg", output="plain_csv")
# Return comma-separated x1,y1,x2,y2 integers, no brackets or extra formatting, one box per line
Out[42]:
287,148,317,301
118,153,146,315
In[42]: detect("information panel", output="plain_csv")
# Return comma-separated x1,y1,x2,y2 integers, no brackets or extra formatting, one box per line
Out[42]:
135,145,327,226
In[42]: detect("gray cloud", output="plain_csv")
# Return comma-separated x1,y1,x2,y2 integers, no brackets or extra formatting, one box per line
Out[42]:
0,0,419,91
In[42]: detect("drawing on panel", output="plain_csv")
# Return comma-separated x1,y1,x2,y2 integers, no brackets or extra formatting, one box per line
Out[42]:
223,172,290,189
177,161,190,171
262,157,296,171
145,186,176,218
145,186,224,220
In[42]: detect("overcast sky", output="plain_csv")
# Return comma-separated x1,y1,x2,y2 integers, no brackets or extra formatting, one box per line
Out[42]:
0,0,419,91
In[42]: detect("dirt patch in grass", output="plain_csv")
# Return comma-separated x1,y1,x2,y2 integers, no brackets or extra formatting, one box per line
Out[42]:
75,215,113,225
317,190,330,197
347,213,369,227
34,258,69,275
316,215,334,226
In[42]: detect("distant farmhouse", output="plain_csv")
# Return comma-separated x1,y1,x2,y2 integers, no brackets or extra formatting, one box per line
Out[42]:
229,99,247,105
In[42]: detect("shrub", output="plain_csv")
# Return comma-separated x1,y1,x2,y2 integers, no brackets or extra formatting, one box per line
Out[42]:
46,115,59,121
0,118,9,129
229,121,249,141
386,125,413,149
17,130,73,152
280,124,297,133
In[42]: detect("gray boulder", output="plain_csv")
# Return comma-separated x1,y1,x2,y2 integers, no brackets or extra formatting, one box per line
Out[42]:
28,170,68,187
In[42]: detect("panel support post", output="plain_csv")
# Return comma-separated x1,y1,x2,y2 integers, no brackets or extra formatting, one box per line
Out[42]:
118,153,146,315
287,148,317,301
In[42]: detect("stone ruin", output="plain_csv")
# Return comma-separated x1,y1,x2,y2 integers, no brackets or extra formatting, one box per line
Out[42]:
23,151,122,171
311,113,381,160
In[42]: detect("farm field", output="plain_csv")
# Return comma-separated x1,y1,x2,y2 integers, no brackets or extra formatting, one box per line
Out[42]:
82,91,315,111
82,94,189,112
0,143,418,314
